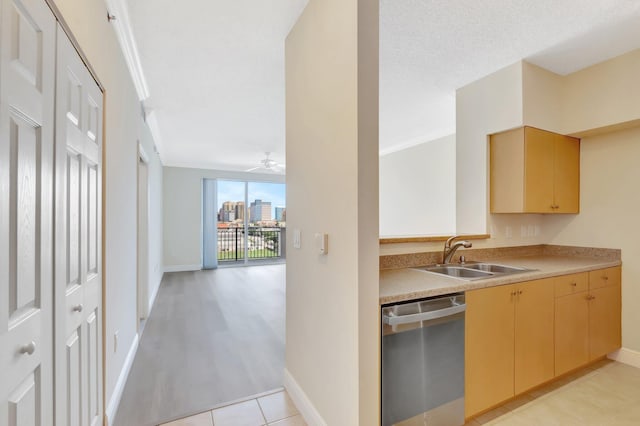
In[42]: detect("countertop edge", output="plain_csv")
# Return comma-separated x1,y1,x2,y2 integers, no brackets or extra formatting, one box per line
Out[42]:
379,259,622,305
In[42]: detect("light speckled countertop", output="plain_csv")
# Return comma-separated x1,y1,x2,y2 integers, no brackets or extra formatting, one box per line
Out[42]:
380,255,621,305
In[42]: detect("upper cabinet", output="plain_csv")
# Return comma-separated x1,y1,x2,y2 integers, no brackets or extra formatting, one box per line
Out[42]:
490,126,580,213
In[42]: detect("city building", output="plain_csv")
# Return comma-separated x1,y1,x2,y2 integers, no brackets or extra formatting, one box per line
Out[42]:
275,207,286,222
249,199,272,222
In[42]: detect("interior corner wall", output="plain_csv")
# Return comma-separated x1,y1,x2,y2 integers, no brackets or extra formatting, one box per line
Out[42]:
285,0,379,423
522,61,564,133
162,166,285,270
139,123,163,310
455,62,524,234
50,0,159,415
379,134,456,236
562,49,640,134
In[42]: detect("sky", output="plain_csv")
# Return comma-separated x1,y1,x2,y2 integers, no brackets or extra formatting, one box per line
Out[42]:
217,180,286,218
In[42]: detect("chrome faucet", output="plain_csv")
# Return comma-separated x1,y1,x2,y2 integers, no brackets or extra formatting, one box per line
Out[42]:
442,236,472,264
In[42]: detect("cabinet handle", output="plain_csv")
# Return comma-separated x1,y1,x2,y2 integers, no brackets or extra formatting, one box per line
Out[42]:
73,304,83,313
511,291,517,296
518,290,523,295
20,341,36,356
570,282,577,287
602,276,609,281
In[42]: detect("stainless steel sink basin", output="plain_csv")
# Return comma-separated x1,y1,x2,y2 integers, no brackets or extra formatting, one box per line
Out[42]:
414,262,533,281
463,263,529,274
423,266,493,279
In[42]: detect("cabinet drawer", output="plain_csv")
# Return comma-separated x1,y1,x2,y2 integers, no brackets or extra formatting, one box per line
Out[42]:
589,267,621,290
554,273,588,297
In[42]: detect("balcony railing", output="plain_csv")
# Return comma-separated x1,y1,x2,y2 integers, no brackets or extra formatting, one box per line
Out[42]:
217,226,286,262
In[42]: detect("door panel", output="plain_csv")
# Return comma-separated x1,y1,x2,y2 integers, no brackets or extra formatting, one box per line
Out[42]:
54,23,103,426
514,279,554,394
66,330,82,426
1,0,55,424
589,284,621,360
7,371,40,426
465,285,515,417
555,292,589,376
554,134,580,213
524,127,555,212
87,311,100,426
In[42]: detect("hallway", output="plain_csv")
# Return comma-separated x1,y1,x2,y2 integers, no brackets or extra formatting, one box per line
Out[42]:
114,265,286,426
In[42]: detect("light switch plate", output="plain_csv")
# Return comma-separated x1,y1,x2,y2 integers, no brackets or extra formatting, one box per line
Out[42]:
293,229,301,249
315,233,328,255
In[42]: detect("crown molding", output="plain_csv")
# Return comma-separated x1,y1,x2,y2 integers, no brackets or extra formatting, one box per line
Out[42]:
105,0,150,100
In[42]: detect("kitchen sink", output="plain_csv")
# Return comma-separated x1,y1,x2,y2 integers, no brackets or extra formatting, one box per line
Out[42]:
422,266,493,279
414,262,533,280
463,262,529,274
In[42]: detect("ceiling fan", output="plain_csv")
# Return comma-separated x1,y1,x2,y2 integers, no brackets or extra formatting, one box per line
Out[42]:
246,152,285,173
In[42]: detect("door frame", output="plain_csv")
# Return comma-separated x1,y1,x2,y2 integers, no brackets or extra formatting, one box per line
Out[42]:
137,143,150,327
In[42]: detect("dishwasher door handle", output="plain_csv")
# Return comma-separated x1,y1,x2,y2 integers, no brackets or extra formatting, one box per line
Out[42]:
383,303,466,326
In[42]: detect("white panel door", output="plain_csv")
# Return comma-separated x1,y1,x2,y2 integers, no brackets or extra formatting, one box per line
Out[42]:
54,24,103,426
0,0,56,425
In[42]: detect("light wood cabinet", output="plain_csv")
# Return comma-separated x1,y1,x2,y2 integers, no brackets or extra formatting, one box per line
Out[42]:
554,268,621,376
588,267,621,360
554,273,590,376
490,126,580,213
465,285,515,417
465,278,554,417
514,279,555,394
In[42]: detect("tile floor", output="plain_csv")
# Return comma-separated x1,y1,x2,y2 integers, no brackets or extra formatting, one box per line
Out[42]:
160,389,305,426
466,359,640,426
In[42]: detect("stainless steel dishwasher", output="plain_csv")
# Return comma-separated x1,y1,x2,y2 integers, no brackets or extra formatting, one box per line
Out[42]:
382,293,465,426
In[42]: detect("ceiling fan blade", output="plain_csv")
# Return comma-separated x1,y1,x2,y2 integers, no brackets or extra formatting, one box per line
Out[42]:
245,166,262,172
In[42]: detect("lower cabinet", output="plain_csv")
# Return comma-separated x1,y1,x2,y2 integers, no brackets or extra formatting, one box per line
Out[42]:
466,266,621,418
465,278,554,417
554,267,621,376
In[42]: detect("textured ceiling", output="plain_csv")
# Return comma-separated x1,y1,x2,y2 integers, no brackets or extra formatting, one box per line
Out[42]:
380,0,640,154
127,0,640,169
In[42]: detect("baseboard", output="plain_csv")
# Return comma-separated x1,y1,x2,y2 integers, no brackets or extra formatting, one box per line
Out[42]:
147,273,163,316
105,333,140,425
609,347,640,368
163,264,201,273
283,369,326,426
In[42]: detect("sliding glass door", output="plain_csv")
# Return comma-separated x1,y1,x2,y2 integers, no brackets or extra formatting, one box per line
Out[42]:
203,179,286,267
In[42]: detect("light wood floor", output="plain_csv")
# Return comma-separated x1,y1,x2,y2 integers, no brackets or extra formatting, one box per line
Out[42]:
114,265,286,426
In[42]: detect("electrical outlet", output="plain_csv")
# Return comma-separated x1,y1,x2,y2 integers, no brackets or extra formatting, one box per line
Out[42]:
114,331,119,353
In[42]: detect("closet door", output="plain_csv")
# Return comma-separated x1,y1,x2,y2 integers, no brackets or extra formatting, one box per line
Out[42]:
54,24,103,426
0,0,56,424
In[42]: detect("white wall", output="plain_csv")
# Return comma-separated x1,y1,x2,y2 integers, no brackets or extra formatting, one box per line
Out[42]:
285,0,379,424
139,124,163,311
163,166,285,270
456,62,524,233
379,134,456,236
49,0,161,421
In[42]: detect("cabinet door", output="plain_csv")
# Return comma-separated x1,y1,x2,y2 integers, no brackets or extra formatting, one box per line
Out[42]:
589,283,621,360
514,279,555,394
555,292,589,376
490,127,525,213
524,127,555,213
465,285,515,417
553,134,580,213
